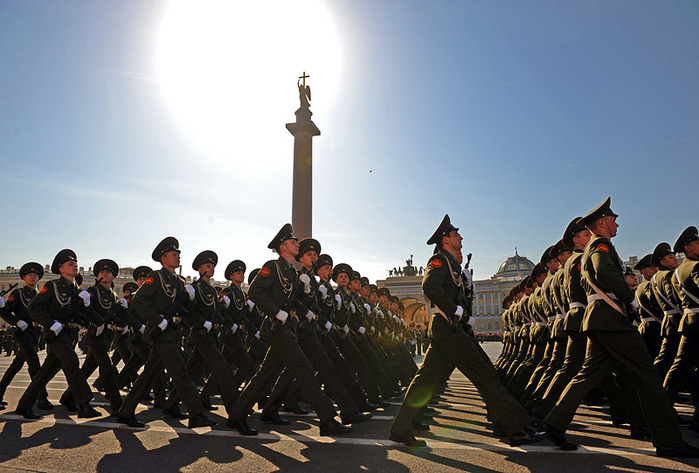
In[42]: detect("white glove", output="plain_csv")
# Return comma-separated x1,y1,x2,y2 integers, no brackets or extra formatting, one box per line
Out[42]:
119,297,128,308
305,310,315,322
95,324,105,336
0,296,5,309
203,321,212,332
335,294,342,310
350,302,356,313
364,303,371,313
122,326,129,335
158,318,169,330
50,321,63,335
324,321,332,331
378,310,384,318
139,324,146,334
454,305,464,320
230,323,238,334
17,320,28,331
185,284,195,301
343,324,349,334
254,330,261,340
222,295,231,308
466,317,474,328
630,299,639,310
358,326,366,335
370,326,376,333
393,315,399,322
78,290,91,307
247,299,255,311
299,273,312,294
319,285,328,299
276,310,289,324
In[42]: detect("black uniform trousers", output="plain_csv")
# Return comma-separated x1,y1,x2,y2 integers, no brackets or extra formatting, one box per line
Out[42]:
391,328,530,437
0,333,48,402
544,330,682,448
320,332,366,404
17,336,92,409
663,333,699,402
231,327,336,424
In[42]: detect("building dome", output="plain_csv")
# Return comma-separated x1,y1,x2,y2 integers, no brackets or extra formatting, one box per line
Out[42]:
495,252,535,280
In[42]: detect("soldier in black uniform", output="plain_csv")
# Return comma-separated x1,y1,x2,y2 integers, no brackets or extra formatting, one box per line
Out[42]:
15,249,100,419
0,263,52,410
227,224,352,437
542,198,699,457
390,215,545,447
116,237,215,429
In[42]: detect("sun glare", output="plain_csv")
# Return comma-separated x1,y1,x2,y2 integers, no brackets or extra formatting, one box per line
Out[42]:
155,0,343,170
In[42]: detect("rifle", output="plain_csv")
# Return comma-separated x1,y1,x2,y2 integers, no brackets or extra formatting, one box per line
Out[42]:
451,253,474,333
0,283,18,298
271,259,320,332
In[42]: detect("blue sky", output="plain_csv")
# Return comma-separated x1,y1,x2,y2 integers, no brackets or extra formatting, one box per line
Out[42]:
1,0,697,282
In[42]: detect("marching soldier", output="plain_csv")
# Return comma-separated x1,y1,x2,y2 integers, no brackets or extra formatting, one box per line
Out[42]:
542,197,699,457
0,263,52,410
634,254,663,359
15,249,100,419
390,214,545,447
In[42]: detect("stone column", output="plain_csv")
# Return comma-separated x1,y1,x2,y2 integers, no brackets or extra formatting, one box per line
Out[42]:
286,104,320,240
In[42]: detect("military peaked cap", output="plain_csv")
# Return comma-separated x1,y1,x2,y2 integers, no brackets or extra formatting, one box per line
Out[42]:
51,249,77,274
531,262,547,280
123,282,139,295
578,197,618,228
351,271,361,281
192,250,218,271
93,259,119,277
152,237,180,262
633,254,654,271
315,254,333,274
426,214,459,246
268,223,297,250
360,276,370,287
248,268,261,284
378,287,391,298
369,284,378,294
562,217,585,249
133,266,153,281
540,245,557,265
674,226,699,254
20,262,44,280
332,263,353,282
296,238,321,261
651,242,673,267
225,260,246,280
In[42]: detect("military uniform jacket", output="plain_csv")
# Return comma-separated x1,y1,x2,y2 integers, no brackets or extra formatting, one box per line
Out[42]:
672,257,699,334
550,269,567,338
86,283,120,345
636,278,663,335
249,257,304,336
423,249,469,339
131,268,185,343
0,286,41,343
184,278,221,342
652,267,683,337
221,284,249,331
333,286,352,331
316,279,335,328
28,277,98,342
563,250,586,333
581,235,635,332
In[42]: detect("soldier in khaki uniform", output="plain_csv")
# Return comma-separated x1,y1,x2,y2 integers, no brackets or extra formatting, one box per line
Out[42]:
543,197,699,458
634,254,663,359
116,237,215,429
390,215,545,448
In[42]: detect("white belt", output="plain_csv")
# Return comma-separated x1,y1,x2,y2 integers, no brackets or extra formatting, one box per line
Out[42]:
641,317,659,323
663,309,681,316
547,316,556,322
569,302,586,309
524,322,531,327
556,313,565,320
587,293,618,303
535,322,546,326
684,308,699,315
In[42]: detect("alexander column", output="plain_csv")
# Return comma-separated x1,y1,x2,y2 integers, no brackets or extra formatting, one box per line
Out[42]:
286,72,320,240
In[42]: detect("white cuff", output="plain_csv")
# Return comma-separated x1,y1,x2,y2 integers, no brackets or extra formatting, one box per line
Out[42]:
50,321,63,335
96,324,105,336
324,321,332,331
630,299,639,310
455,305,464,319
343,324,349,334
254,330,261,339
203,321,213,332
305,310,314,322
231,323,238,334
276,310,289,324
158,318,169,330
358,326,366,335
122,326,129,335
17,320,28,331
139,324,146,334
247,299,255,311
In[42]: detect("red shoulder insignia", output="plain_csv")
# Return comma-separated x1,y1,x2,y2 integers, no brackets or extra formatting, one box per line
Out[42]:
39,286,48,294
597,244,609,253
576,262,581,272
260,267,271,277
144,276,154,285
7,294,15,303
430,259,443,268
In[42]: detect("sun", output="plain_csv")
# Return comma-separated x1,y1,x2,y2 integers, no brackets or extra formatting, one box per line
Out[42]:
154,0,343,170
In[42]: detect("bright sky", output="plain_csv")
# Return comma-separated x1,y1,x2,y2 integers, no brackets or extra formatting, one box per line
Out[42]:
0,0,697,282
